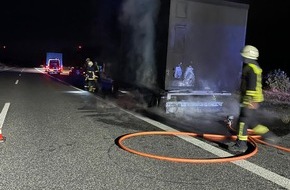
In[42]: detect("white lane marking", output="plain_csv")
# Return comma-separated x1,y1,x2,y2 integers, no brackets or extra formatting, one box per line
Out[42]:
34,68,46,73
0,103,10,132
61,91,88,94
15,80,19,84
123,111,290,189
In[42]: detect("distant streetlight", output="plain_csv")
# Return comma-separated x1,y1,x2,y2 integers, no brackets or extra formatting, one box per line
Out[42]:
78,45,82,49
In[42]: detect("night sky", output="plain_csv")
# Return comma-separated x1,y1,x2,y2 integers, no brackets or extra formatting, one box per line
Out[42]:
245,1,290,75
0,0,122,66
0,0,289,75
0,1,91,65
1,1,90,41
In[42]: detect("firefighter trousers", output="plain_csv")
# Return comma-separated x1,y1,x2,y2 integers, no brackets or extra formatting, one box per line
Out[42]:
235,106,270,141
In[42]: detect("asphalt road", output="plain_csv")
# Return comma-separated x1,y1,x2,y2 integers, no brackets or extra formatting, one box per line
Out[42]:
0,67,290,190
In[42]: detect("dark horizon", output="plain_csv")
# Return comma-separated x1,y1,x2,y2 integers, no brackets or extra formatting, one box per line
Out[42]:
0,0,122,67
1,0,289,76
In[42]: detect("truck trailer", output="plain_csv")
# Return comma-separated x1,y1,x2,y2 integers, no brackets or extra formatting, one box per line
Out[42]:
117,0,249,113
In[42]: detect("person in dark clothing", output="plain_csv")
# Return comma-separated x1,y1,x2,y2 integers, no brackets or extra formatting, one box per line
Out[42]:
84,58,98,92
228,45,280,153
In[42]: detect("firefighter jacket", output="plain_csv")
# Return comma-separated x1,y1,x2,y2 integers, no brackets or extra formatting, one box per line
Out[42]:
85,63,98,80
240,58,264,106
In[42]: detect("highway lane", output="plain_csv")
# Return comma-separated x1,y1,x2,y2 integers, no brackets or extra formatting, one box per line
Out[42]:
0,67,289,189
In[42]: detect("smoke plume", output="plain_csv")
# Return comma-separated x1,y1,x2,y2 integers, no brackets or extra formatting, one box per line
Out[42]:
119,0,160,89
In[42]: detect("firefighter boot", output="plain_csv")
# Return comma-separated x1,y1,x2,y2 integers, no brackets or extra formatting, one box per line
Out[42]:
228,140,248,153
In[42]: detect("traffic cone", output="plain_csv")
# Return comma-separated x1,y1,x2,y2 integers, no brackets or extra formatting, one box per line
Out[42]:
0,133,5,143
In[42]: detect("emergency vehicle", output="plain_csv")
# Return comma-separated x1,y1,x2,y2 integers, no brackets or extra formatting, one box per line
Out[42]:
45,52,63,75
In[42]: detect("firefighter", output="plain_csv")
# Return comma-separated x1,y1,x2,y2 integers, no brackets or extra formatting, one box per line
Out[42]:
84,58,98,92
228,45,280,153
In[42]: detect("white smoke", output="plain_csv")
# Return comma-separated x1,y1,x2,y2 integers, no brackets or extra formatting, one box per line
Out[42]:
119,0,160,89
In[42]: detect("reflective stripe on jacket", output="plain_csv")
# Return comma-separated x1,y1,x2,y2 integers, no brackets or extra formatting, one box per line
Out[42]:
240,60,264,105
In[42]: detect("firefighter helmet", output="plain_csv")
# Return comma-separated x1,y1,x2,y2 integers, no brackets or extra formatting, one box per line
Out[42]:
88,61,93,67
241,45,259,60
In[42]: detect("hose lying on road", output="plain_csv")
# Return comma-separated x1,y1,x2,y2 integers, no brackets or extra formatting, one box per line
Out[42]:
117,130,290,164
117,131,258,164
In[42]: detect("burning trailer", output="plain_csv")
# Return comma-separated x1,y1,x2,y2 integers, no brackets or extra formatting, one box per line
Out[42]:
116,0,249,113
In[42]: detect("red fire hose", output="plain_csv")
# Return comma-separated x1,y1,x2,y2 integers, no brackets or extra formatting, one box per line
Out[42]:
117,130,290,164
